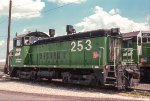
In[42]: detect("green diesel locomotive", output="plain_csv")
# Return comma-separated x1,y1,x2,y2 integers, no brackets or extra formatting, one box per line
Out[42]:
8,26,140,89
123,31,150,82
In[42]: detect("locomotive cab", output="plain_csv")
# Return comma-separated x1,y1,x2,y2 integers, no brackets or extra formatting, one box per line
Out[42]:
9,32,49,76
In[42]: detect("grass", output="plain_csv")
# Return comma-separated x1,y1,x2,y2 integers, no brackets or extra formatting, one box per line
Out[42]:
120,91,150,99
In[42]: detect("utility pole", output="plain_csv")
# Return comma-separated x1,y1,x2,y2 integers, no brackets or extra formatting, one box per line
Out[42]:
4,0,12,74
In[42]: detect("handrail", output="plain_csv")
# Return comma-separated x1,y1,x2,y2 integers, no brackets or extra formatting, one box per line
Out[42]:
114,47,120,68
99,47,104,67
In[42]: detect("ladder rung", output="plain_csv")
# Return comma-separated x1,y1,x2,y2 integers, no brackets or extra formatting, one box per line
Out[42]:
104,84,115,86
106,77,116,79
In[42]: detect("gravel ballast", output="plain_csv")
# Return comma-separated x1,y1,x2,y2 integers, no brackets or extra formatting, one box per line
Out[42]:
0,77,149,101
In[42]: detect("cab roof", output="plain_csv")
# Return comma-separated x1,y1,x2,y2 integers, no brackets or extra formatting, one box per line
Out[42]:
14,31,49,40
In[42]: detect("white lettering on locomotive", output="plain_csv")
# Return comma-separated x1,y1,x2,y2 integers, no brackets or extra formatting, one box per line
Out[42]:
16,58,22,63
15,48,21,56
71,40,92,52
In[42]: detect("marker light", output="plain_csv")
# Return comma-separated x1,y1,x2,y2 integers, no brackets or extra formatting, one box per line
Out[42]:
105,65,109,70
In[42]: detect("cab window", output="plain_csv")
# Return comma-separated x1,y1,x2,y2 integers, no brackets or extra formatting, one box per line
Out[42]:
16,39,22,47
127,40,132,48
13,38,23,47
24,37,30,45
142,33,150,43
142,37,150,43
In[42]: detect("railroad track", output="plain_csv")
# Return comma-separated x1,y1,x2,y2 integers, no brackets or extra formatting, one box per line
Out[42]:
134,87,150,92
133,83,150,92
130,83,150,97
0,73,150,94
0,75,150,101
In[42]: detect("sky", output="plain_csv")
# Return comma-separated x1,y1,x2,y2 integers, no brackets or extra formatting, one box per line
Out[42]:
0,0,150,62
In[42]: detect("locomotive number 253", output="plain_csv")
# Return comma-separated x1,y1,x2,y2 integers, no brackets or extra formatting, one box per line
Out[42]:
71,40,92,52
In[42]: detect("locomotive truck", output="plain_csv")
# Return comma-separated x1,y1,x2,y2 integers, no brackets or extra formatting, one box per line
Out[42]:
122,31,150,82
7,26,140,89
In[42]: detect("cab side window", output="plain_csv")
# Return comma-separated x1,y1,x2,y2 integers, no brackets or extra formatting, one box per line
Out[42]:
13,40,17,47
142,37,150,43
127,40,132,48
13,38,23,47
16,39,22,46
24,37,30,45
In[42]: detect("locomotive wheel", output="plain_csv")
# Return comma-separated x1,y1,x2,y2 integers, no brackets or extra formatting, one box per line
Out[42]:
90,75,98,86
62,76,69,83
30,71,37,81
62,72,71,83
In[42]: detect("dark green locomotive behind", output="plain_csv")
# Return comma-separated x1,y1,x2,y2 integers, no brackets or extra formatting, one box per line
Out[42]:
123,31,150,82
8,26,140,89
